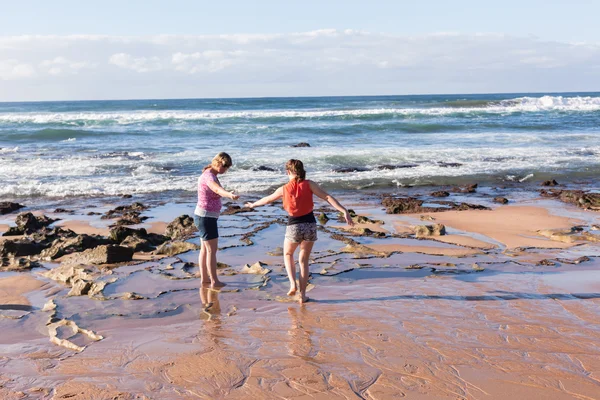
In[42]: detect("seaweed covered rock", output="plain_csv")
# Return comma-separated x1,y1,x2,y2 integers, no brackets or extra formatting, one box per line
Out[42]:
61,245,134,265
165,215,196,239
540,189,600,211
412,224,446,238
3,212,57,236
0,202,24,215
382,195,490,214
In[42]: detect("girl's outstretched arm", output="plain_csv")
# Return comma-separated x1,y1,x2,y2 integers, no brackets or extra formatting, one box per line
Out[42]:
207,180,239,200
308,181,354,226
245,187,284,208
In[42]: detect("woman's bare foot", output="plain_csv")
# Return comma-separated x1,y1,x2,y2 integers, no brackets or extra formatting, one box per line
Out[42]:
287,286,297,296
299,294,309,304
211,281,226,289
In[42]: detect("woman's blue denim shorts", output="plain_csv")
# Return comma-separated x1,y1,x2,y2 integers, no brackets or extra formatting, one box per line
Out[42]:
193,215,219,241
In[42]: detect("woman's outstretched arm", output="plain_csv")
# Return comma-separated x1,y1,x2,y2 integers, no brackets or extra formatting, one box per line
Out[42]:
245,187,284,208
308,181,354,226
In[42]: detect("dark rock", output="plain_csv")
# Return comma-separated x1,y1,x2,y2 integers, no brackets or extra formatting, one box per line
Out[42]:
122,194,133,198
382,195,490,214
87,212,102,216
165,215,197,239
494,197,509,204
292,142,311,147
109,226,148,243
541,179,558,186
0,239,47,258
3,212,57,236
375,164,418,170
221,205,254,215
102,202,148,220
536,259,556,266
431,191,450,197
62,245,134,265
540,189,600,211
155,241,198,256
438,162,463,168
452,184,477,193
120,236,154,252
40,234,111,260
333,167,370,173
53,208,73,214
253,166,276,172
0,202,25,215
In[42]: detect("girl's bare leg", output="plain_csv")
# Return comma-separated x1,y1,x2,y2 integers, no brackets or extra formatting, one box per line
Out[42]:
199,241,210,285
204,238,225,288
284,239,300,295
298,241,315,304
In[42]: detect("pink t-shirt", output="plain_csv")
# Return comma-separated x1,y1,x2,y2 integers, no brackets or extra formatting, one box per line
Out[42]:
195,169,222,216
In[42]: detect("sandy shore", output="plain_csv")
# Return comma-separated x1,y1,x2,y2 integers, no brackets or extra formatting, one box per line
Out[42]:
1,186,599,399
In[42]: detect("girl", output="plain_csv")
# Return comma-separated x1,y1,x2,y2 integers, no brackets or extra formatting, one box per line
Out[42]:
195,152,239,288
245,159,354,303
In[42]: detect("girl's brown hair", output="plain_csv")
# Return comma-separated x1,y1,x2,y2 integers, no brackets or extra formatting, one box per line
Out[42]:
203,152,233,172
286,159,306,182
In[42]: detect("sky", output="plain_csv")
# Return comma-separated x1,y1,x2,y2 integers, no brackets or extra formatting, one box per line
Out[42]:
1,0,599,101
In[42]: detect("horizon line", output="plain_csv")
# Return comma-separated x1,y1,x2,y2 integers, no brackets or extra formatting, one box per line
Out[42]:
2,90,600,105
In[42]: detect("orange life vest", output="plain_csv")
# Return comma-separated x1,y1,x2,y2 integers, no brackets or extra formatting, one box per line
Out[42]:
282,180,313,217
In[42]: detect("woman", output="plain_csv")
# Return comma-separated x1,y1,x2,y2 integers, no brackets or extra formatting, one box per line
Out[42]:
195,152,238,288
245,159,353,303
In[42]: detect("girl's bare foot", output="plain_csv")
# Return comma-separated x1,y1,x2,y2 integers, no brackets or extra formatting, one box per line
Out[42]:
299,294,309,304
287,286,297,296
211,281,226,289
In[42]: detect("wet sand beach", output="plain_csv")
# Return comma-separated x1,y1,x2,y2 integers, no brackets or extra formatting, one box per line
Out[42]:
1,184,599,399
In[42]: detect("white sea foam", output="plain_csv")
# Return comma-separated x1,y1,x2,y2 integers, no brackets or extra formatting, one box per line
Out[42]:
0,146,19,153
1,144,598,197
1,96,599,125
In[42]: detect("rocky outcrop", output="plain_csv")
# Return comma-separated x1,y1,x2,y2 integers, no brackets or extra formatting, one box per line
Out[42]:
412,224,446,238
3,212,57,236
253,166,276,172
41,233,111,260
154,241,198,256
493,197,509,204
221,205,254,216
382,195,490,214
438,162,463,168
102,202,149,226
540,189,600,211
61,245,134,265
452,184,477,193
334,167,370,173
431,191,450,197
0,202,24,215
165,215,196,239
0,256,42,271
292,142,311,147
541,179,559,186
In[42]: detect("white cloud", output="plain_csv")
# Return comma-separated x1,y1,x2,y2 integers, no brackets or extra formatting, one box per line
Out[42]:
0,59,36,80
0,31,599,100
109,53,162,72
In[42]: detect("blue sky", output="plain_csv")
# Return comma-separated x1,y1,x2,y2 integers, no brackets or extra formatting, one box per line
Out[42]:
1,1,599,101
3,0,599,41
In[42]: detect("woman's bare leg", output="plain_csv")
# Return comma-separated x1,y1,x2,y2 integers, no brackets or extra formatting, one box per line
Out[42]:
298,241,315,304
199,241,210,285
284,239,300,295
204,238,225,288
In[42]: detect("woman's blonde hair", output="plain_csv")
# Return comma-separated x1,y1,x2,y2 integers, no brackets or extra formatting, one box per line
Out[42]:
203,152,233,172
286,159,306,182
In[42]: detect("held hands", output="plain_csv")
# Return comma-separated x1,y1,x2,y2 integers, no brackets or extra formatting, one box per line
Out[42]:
244,202,254,209
229,191,240,201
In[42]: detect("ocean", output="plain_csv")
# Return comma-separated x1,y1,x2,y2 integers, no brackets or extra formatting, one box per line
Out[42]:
1,92,599,200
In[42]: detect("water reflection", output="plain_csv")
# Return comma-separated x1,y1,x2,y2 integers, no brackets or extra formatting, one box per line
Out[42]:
287,306,316,360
